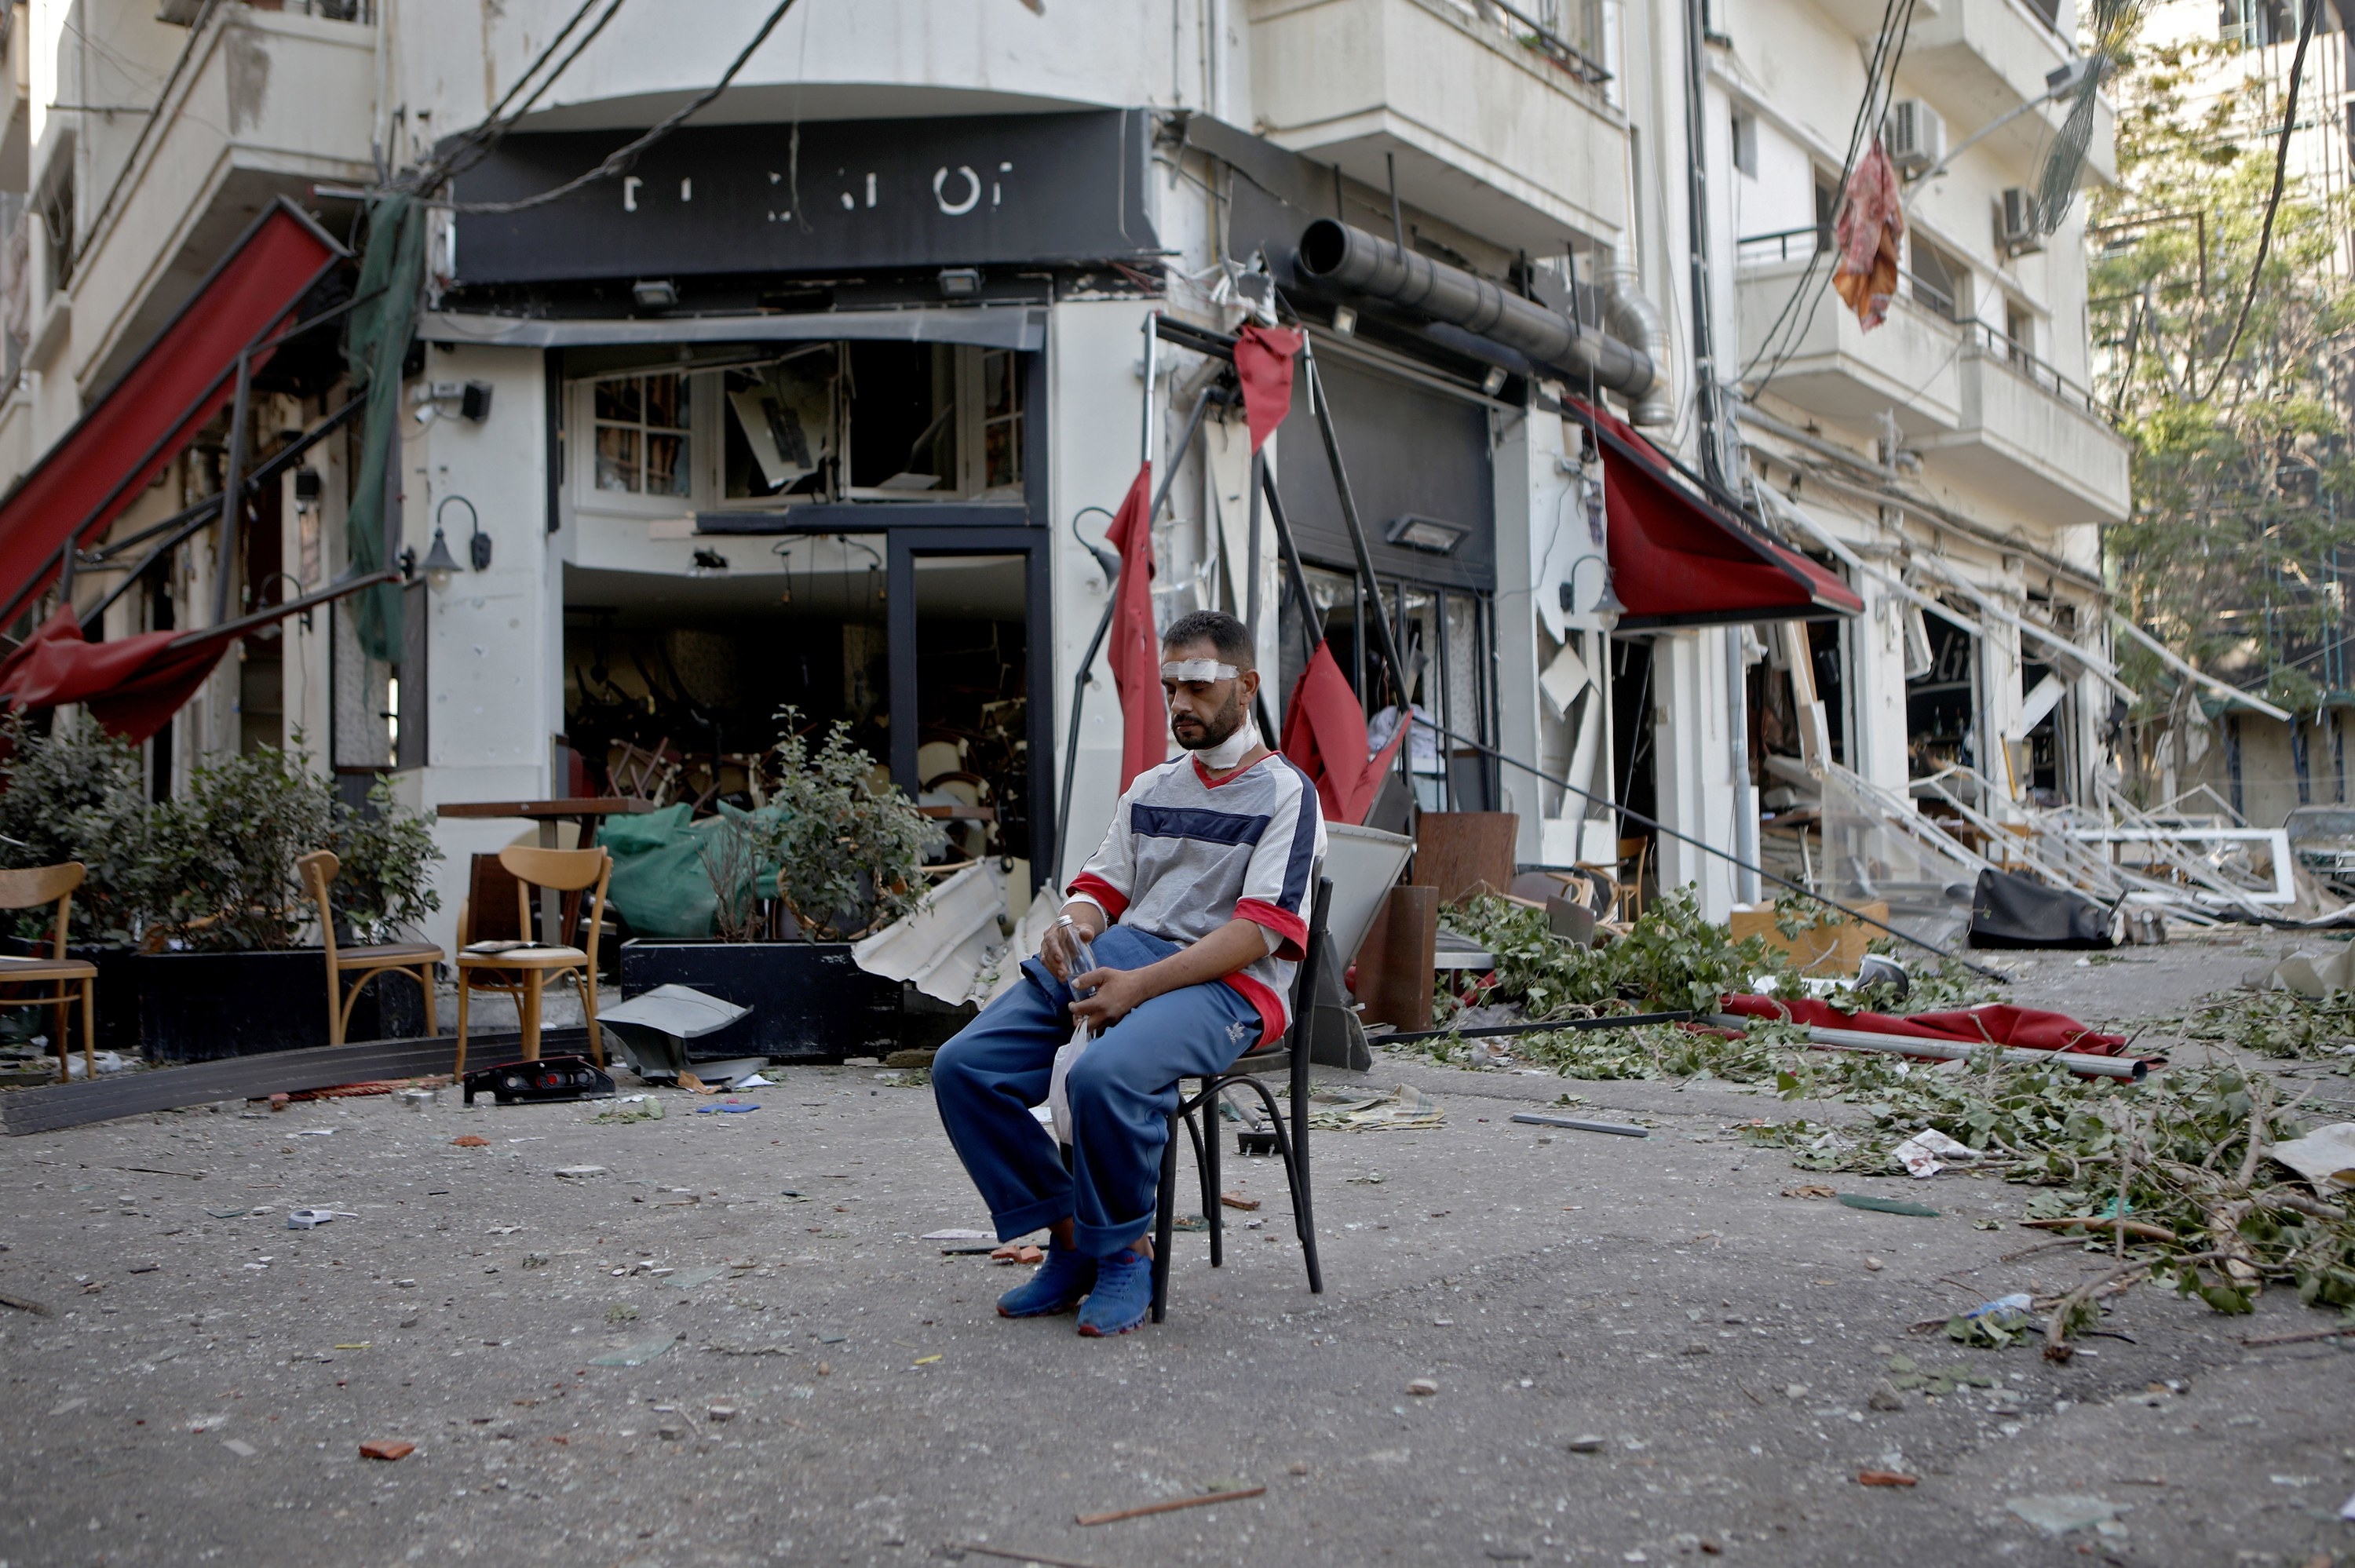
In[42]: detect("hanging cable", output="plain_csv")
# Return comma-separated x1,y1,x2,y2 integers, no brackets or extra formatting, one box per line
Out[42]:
2198,0,2320,403
448,0,803,214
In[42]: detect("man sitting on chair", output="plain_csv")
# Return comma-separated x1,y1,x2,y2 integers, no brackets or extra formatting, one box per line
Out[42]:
931,610,1327,1336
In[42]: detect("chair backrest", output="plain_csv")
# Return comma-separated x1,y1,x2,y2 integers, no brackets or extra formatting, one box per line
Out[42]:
1267,871,1334,1063
499,844,612,948
297,850,340,964
0,861,83,959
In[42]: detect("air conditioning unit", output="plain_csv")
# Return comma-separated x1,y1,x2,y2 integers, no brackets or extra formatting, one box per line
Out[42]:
1883,100,1945,174
1998,188,2044,255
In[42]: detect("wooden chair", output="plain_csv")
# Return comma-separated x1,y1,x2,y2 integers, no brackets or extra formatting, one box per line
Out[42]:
1611,835,1651,922
297,851,444,1047
454,844,611,1078
0,863,97,1084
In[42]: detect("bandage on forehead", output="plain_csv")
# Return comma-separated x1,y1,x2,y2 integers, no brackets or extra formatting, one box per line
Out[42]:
1161,658,1238,683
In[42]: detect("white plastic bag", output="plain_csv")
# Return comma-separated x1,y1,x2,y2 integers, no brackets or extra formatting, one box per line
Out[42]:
1046,1023,1092,1147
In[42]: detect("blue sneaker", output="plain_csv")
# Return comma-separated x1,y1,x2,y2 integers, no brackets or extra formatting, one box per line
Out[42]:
1075,1247,1152,1337
995,1243,1096,1318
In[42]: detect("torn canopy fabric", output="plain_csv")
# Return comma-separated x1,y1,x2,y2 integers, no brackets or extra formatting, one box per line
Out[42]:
342,195,425,663
1101,461,1163,793
1232,323,1302,451
1280,640,1408,825
1721,994,2136,1059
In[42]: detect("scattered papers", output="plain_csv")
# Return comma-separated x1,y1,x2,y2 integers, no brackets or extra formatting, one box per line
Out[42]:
2268,1122,2355,1190
1308,1085,1445,1132
1893,1128,1981,1178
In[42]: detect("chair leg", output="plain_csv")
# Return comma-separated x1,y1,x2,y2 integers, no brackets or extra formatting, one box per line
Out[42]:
520,971,544,1060
326,963,344,1047
50,996,68,1085
578,968,603,1067
1294,1106,1324,1297
454,975,472,1080
415,965,436,1037
1198,1089,1224,1269
1150,1114,1179,1325
79,979,96,1084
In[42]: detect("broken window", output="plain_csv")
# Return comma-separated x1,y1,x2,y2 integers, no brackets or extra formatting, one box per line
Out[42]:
593,371,692,497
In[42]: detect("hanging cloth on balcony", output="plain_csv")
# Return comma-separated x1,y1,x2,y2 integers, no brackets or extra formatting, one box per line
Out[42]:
1565,398,1862,629
0,571,400,743
342,195,428,663
0,199,344,629
1232,323,1303,450
1831,143,1904,331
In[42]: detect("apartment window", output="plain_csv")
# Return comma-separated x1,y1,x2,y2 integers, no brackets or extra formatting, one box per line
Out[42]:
1813,170,1841,252
593,372,691,497
2004,299,2036,366
2220,0,2295,44
37,175,74,294
1910,236,1968,323
1731,110,1758,177
977,348,1022,492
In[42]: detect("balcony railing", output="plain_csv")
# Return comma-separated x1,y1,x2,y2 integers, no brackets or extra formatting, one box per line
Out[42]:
1734,227,1957,320
1483,0,1612,86
1962,319,2102,415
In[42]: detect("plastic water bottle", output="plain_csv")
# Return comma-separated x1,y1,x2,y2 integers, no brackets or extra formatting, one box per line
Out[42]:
1055,913,1098,998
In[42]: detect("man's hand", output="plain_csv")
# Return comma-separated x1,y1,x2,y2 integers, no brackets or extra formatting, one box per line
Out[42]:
1038,903,1105,983
1068,965,1153,1032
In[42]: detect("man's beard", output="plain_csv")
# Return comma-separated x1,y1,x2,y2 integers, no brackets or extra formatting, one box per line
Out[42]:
1173,689,1247,751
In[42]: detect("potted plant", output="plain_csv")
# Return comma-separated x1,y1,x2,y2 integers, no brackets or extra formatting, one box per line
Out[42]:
615,714,930,1063
0,722,444,1061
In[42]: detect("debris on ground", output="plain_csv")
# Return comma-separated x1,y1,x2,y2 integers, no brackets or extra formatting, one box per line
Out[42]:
990,1245,1044,1265
1891,1128,1981,1177
1307,1085,1444,1132
1510,1111,1648,1139
1947,1295,2034,1347
1837,1194,1938,1217
2004,1495,2127,1537
1855,1470,1916,1486
357,1439,415,1462
1073,1483,1267,1527
2268,1122,2355,1190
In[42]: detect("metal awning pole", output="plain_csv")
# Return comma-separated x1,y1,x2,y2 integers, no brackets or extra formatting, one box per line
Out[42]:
211,353,254,625
1300,344,1410,708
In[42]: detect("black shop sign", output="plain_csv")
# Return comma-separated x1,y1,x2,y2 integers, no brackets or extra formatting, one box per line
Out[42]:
450,109,1159,284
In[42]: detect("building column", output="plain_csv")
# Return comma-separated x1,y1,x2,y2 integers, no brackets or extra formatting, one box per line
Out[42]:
1651,626,1738,919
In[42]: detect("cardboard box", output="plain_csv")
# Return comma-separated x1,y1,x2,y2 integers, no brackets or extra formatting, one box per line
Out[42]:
1728,900,1889,976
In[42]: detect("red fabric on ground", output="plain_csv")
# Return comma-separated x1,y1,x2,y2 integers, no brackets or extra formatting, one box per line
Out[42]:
1280,640,1407,826
1722,993,2130,1056
1233,324,1302,451
0,605,244,742
1101,461,1163,793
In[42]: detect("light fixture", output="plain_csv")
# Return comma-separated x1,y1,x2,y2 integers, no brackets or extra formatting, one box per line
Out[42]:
1562,553,1625,633
1384,513,1466,555
1331,304,1358,336
632,279,678,310
416,526,462,590
438,494,491,577
937,267,982,297
1481,365,1509,396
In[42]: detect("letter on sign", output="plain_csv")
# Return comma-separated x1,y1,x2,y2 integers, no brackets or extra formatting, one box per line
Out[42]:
934,165,981,217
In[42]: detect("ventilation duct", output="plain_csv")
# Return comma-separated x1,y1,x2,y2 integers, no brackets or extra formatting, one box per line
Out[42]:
1294,218,1667,420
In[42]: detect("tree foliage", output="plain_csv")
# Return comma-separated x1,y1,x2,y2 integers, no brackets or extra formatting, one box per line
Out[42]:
2094,24,2355,718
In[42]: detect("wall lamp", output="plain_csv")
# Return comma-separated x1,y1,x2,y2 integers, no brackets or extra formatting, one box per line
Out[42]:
1561,552,1624,633
420,495,489,590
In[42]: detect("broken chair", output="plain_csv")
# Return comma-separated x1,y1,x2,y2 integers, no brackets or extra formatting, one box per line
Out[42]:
0,862,97,1083
455,844,611,1078
1149,875,1334,1323
297,849,444,1046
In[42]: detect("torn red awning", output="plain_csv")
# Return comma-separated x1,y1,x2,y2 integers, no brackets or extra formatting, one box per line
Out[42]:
0,199,345,627
1567,398,1863,629
0,571,398,742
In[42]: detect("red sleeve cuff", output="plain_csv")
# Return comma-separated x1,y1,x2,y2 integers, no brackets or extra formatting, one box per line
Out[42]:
1067,873,1129,921
1234,897,1309,961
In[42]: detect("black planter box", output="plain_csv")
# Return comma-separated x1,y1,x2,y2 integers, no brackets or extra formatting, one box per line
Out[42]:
4,939,141,1057
618,939,900,1063
130,948,431,1063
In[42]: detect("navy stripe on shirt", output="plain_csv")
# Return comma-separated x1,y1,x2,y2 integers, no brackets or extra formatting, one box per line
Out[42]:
1130,803,1270,847
1275,760,1318,911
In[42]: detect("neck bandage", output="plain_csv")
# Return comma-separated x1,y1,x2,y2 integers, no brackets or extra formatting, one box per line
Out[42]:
1194,709,1261,770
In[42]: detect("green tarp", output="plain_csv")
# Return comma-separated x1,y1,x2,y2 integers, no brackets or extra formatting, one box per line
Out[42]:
598,802,784,939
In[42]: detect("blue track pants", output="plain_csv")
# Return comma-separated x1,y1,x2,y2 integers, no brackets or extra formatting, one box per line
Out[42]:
931,925,1258,1258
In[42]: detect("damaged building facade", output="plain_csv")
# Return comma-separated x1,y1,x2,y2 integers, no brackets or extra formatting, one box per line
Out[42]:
0,0,2129,954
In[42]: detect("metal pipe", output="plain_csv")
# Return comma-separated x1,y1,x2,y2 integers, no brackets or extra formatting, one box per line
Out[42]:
1294,218,1657,399
1709,1016,2147,1080
1602,264,1675,427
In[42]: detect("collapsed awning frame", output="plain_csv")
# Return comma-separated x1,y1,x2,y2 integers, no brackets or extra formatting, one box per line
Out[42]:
0,197,348,631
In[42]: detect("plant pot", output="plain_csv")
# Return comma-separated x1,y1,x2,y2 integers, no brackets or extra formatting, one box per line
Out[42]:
619,939,900,1063
4,938,141,1057
128,948,431,1063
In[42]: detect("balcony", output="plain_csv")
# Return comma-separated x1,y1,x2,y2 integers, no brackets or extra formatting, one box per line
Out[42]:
1919,324,2130,522
64,5,376,396
1904,0,2115,181
1247,0,1629,251
1733,239,1966,436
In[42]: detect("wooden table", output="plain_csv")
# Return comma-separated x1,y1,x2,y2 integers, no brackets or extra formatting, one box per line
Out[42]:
439,799,657,939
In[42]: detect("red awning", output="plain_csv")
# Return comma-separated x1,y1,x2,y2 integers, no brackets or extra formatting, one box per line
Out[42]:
0,571,398,742
1567,399,1863,629
0,199,345,627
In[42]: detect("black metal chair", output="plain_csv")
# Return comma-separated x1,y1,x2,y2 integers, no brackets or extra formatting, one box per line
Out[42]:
1150,877,1333,1322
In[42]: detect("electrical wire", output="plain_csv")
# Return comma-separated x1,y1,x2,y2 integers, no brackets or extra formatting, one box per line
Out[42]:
2199,0,2321,403
1738,0,1919,393
422,0,633,190
448,0,805,215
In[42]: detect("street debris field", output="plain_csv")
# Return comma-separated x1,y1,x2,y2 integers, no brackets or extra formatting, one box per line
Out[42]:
2,926,2351,1567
